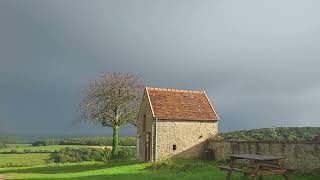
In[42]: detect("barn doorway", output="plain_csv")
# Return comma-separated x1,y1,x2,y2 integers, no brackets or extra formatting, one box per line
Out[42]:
145,132,151,162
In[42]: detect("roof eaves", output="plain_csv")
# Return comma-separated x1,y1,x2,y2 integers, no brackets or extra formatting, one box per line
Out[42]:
136,90,147,123
145,87,156,118
156,117,218,121
203,91,220,120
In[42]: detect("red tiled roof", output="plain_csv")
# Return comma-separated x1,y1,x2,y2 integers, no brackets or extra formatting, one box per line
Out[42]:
145,87,219,121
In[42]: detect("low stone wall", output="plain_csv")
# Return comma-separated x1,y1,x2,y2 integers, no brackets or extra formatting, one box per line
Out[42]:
207,140,320,171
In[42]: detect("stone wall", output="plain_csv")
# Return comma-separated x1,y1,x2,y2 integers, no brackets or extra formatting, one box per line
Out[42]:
156,120,218,160
314,135,320,143
207,140,320,171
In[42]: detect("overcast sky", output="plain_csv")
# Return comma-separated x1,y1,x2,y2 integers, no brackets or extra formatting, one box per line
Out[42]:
1,0,320,136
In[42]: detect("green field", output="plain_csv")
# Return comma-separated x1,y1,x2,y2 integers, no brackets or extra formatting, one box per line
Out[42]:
0,160,318,180
0,144,103,167
0,153,52,167
0,144,91,153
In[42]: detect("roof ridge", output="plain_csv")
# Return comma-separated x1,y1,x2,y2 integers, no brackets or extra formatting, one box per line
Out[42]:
146,86,203,93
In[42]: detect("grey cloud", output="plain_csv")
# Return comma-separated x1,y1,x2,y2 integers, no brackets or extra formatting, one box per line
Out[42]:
0,0,320,135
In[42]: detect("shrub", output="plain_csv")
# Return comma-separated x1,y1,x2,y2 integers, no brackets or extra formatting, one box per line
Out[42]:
32,139,60,146
104,147,112,157
114,146,136,160
10,149,18,153
51,146,135,163
147,159,178,170
0,143,7,149
52,147,111,163
23,149,32,153
119,137,136,146
32,140,48,146
148,159,209,171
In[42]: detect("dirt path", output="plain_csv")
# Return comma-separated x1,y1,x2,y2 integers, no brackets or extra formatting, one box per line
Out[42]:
0,174,5,180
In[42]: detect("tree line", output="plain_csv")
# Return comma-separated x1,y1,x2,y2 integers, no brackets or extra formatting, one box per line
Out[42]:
32,136,136,146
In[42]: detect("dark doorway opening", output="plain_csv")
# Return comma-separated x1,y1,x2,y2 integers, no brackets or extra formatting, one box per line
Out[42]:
145,132,151,162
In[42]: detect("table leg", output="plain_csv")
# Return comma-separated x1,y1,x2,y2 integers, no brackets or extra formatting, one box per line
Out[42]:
226,158,234,180
251,176,257,180
283,173,290,180
226,170,232,180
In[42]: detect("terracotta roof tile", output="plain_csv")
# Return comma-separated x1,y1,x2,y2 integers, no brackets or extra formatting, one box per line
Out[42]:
146,87,219,121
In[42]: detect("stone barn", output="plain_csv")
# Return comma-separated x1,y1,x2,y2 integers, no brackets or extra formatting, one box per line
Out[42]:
136,87,219,162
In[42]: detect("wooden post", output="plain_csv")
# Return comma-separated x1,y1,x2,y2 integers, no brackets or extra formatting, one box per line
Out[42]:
226,158,234,180
283,173,290,180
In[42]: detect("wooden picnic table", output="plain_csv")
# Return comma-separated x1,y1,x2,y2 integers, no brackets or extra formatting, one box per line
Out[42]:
219,154,289,180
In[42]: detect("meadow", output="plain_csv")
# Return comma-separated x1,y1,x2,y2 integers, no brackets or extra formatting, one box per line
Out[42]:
0,144,93,167
0,160,319,180
0,144,91,153
0,153,51,167
0,133,319,179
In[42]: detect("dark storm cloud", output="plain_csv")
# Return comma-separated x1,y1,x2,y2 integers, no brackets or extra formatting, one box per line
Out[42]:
0,0,320,135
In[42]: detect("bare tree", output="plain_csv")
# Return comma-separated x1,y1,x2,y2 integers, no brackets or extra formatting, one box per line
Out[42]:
80,72,144,157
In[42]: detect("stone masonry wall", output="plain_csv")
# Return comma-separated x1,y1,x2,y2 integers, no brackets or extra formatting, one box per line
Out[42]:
156,120,218,160
207,140,320,171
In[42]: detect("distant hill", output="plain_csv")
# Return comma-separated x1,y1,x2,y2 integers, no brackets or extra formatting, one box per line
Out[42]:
220,127,320,143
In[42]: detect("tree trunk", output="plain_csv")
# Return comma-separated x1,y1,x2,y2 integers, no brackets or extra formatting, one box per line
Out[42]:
112,126,119,158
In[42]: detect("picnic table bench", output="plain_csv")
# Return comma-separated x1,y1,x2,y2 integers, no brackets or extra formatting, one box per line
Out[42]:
218,154,290,180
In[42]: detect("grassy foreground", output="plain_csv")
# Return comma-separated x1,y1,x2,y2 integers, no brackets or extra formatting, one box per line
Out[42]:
0,153,51,167
0,160,319,180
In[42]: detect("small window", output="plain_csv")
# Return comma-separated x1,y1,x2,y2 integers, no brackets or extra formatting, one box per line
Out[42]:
143,114,146,131
173,144,177,150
